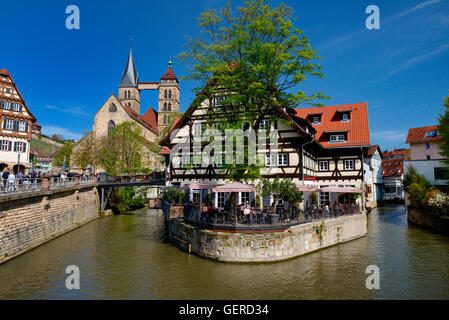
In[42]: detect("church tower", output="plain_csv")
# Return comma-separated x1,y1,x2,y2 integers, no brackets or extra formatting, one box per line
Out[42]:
118,48,141,114
158,59,179,133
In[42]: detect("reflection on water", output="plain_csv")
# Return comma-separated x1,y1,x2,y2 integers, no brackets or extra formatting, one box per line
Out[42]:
0,204,448,299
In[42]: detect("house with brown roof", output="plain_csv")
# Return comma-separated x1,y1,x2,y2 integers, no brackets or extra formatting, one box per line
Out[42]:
382,150,406,201
0,68,37,174
160,96,376,209
404,125,448,190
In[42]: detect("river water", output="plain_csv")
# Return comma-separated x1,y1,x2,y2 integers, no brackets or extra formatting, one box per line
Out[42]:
0,204,448,299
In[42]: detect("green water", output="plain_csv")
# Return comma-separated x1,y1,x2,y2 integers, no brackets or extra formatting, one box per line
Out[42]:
0,204,448,299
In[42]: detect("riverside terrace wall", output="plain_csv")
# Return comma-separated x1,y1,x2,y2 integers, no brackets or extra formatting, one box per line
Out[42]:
0,184,99,264
407,206,449,236
168,213,367,263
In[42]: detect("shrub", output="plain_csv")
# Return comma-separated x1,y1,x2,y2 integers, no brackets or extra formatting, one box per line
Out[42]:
161,187,185,204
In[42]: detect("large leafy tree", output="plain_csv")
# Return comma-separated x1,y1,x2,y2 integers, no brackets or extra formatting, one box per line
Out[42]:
52,141,73,169
178,0,326,182
97,122,147,176
72,131,99,169
437,92,449,165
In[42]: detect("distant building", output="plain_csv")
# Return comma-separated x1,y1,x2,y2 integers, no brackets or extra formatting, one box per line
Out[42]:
363,145,384,207
0,68,37,174
31,122,41,135
382,150,405,201
84,48,179,172
404,125,448,190
30,149,55,174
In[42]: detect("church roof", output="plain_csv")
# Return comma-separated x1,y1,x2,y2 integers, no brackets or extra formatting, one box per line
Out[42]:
119,49,138,88
160,60,177,81
142,107,159,134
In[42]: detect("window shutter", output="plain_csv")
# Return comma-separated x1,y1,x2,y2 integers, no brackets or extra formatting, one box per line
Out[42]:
13,120,19,131
2,120,5,129
23,142,26,153
0,101,3,108
13,142,17,152
8,141,12,151
25,122,29,133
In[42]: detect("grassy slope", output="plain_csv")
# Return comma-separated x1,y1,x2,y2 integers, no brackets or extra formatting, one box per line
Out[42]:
30,138,61,156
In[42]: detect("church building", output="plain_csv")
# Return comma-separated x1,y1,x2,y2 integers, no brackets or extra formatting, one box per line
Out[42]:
88,49,180,171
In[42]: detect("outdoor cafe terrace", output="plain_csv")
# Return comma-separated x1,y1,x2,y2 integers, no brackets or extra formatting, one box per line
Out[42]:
163,182,363,233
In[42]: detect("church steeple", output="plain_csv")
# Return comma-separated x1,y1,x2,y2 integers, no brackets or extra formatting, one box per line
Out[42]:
119,48,138,88
158,59,179,132
118,47,141,114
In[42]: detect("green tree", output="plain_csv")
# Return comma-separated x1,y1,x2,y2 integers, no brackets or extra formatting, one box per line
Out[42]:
437,92,449,165
52,141,73,169
260,177,303,213
403,166,432,207
72,131,99,169
178,0,327,182
97,122,147,176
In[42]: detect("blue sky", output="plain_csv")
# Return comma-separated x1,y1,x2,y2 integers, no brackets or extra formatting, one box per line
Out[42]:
1,0,449,150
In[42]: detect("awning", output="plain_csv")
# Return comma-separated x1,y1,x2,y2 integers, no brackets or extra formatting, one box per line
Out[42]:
319,186,362,193
296,185,320,192
211,182,257,193
181,182,222,190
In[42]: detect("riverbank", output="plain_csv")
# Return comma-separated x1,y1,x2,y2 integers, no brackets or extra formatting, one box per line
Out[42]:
0,184,99,265
407,206,449,236
1,205,449,299
168,213,367,263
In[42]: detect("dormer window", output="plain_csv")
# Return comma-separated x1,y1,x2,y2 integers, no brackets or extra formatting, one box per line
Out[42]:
329,134,346,143
341,113,350,122
312,115,321,125
424,131,437,137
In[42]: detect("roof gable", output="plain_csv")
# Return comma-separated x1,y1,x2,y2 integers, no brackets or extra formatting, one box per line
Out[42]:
295,102,370,148
406,125,442,144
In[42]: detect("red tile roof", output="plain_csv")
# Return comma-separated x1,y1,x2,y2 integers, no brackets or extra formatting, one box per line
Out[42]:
382,158,404,177
406,125,442,144
0,68,10,75
160,66,177,80
120,102,158,136
142,107,159,134
382,149,408,159
295,102,370,148
366,145,382,157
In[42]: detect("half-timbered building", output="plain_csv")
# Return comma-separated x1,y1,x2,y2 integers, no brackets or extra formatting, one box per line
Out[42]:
0,68,36,174
160,88,375,208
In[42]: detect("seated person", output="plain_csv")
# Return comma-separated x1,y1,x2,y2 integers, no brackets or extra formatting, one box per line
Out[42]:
242,200,252,224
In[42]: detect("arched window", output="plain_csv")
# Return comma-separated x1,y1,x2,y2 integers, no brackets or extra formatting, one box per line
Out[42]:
108,120,115,133
164,90,167,98
169,90,172,98
164,102,167,111
109,104,117,112
168,102,172,111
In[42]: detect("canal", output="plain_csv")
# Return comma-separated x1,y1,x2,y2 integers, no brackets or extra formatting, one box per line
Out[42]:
0,204,448,299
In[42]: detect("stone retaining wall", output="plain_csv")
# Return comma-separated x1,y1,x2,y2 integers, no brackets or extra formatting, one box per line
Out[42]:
407,206,449,236
168,213,367,262
0,185,99,264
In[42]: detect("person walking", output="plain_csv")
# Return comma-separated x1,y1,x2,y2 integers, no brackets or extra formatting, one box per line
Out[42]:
17,170,24,191
2,168,9,192
8,171,16,193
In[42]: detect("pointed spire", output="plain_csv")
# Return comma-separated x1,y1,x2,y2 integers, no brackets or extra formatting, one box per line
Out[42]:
119,47,138,88
160,58,177,81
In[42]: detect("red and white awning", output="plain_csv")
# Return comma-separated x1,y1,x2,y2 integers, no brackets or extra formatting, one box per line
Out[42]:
211,182,257,193
295,185,320,192
319,186,362,193
181,182,222,190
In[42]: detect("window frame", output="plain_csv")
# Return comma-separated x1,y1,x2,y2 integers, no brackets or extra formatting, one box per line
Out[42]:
319,160,329,172
278,153,288,167
344,159,355,171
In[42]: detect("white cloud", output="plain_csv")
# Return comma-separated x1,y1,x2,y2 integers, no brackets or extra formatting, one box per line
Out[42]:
41,125,82,140
393,0,443,19
371,130,407,142
384,42,449,78
44,104,92,117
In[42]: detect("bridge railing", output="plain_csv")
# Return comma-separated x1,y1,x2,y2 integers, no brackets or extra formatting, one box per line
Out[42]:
0,176,96,197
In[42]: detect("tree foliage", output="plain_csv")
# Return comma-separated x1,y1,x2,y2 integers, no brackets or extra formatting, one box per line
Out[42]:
97,122,147,176
52,141,73,168
403,166,432,207
437,92,449,165
72,132,99,169
260,177,303,212
178,0,327,182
